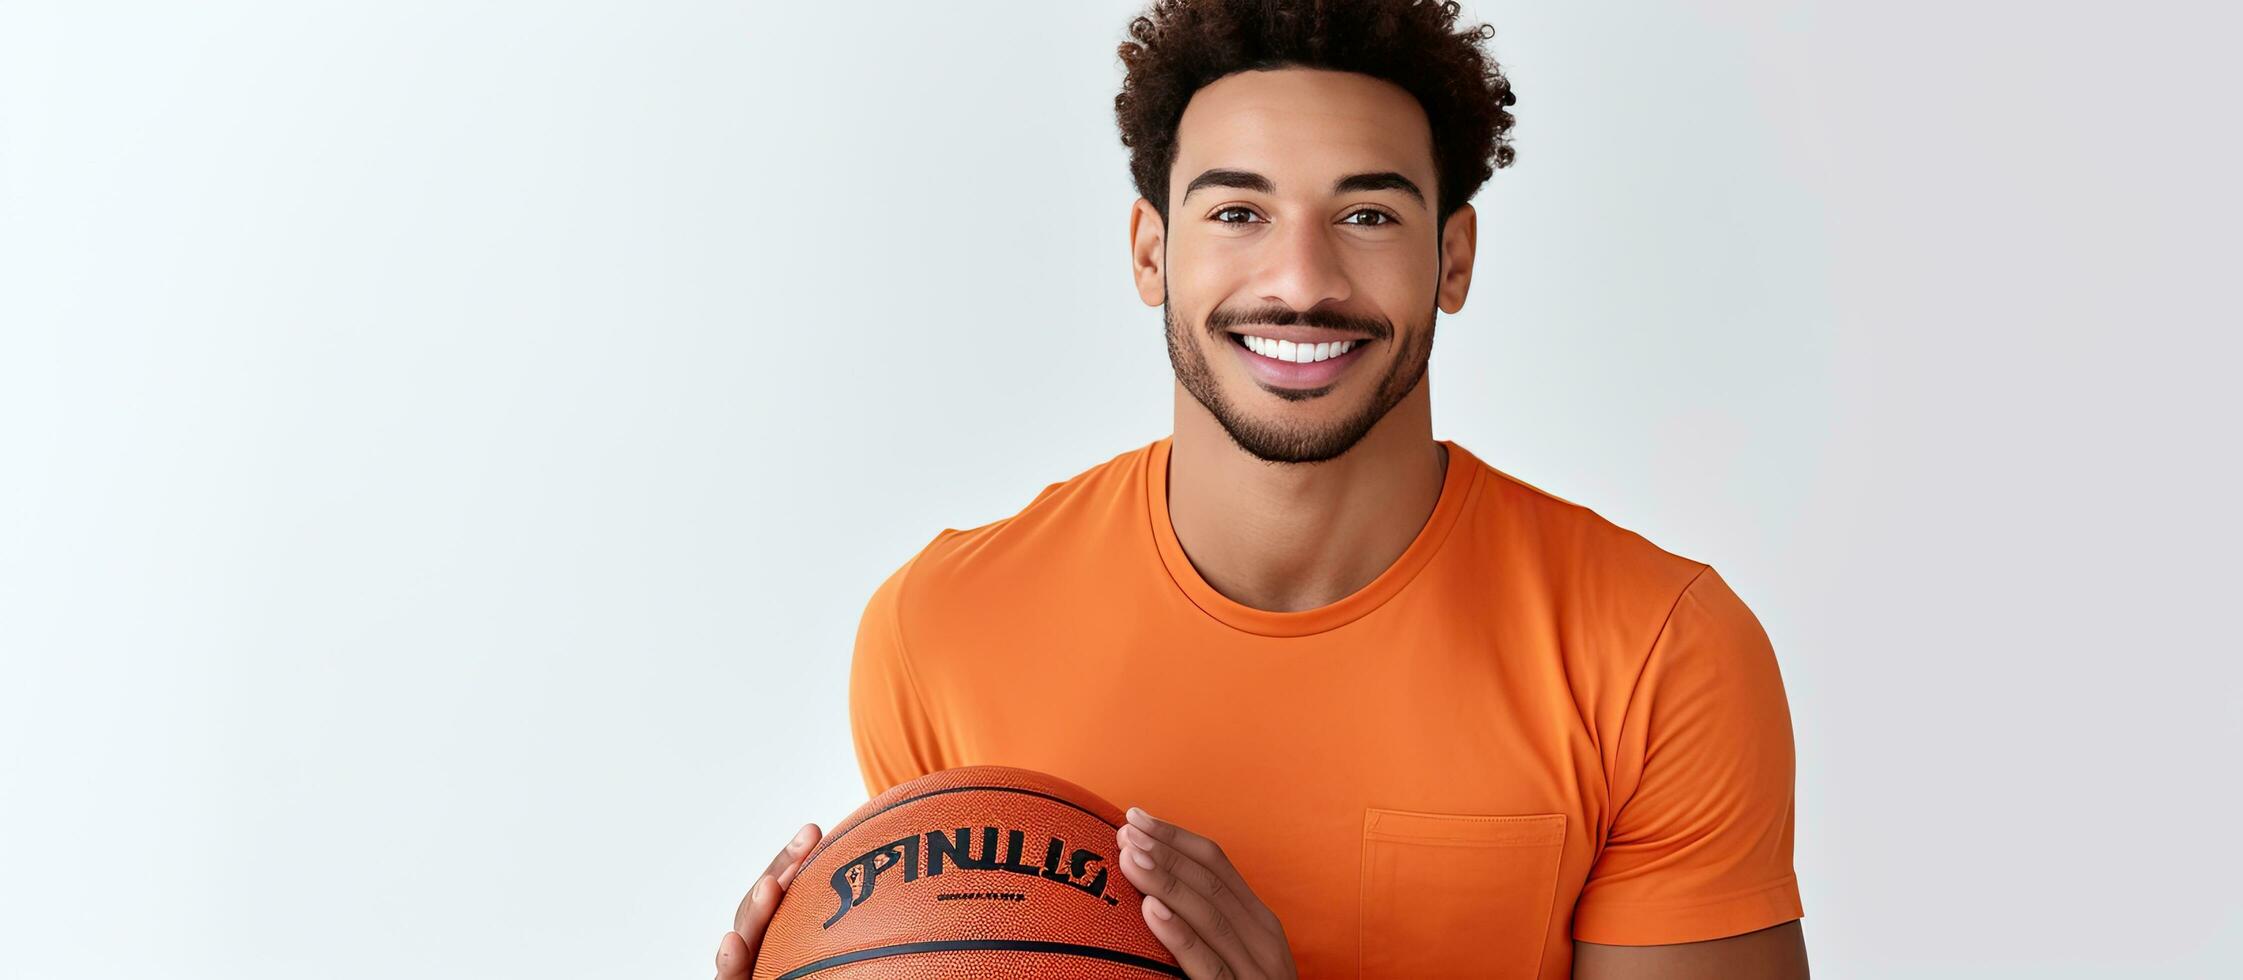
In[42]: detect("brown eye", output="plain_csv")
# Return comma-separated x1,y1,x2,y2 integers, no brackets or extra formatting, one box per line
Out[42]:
1212,206,1260,223
1342,209,1396,227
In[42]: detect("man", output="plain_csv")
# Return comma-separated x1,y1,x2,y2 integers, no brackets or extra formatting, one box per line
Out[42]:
718,1,1807,977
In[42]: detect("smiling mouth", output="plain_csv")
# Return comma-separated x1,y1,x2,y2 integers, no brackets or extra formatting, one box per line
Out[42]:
1229,332,1372,363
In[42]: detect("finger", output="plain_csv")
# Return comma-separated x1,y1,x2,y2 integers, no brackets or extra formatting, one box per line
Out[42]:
1142,893,1237,980
730,823,823,961
730,873,777,946
1118,830,1263,979
714,929,752,980
764,823,822,888
1117,821,1269,960
1121,816,1282,968
1128,808,1285,937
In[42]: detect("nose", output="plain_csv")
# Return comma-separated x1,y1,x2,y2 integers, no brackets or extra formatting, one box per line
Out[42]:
1250,213,1352,313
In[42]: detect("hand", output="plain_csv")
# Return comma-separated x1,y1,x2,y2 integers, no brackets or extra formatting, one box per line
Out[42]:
1114,806,1299,980
713,822,823,980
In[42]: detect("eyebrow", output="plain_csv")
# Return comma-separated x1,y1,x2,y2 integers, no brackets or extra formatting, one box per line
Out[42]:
1180,168,1426,207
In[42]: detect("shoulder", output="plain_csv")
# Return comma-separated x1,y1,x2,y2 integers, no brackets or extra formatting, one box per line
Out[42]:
868,438,1158,624
1445,443,1752,674
1455,444,1711,608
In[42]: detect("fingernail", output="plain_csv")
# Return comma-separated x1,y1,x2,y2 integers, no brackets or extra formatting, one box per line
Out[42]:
1127,806,1155,830
754,873,773,902
1129,845,1156,870
791,825,814,850
1121,824,1152,850
1146,895,1174,920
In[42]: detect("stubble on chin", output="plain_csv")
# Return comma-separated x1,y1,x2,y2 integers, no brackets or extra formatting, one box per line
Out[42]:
1162,300,1434,465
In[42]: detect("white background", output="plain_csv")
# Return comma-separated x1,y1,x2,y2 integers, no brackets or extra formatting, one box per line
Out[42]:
3,1,2236,976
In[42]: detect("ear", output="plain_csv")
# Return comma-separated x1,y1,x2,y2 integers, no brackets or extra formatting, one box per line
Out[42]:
1436,202,1477,314
1129,197,1167,307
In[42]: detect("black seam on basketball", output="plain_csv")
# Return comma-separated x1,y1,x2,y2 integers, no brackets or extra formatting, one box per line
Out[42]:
793,783,1119,875
771,938,1188,979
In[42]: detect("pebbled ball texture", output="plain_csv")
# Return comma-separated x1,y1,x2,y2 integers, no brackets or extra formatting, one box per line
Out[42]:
752,764,1184,979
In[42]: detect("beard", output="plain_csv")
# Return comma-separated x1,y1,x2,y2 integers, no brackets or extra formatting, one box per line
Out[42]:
1165,296,1436,465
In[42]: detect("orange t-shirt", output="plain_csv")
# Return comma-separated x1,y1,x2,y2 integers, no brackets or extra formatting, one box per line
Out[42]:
848,436,1803,979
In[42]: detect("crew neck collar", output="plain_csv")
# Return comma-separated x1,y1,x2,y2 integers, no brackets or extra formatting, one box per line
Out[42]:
1144,435,1482,637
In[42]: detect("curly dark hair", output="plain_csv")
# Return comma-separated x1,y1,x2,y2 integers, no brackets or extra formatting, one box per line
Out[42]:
1115,0,1518,224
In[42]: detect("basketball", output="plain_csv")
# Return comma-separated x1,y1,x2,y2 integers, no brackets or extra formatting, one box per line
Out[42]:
750,764,1184,979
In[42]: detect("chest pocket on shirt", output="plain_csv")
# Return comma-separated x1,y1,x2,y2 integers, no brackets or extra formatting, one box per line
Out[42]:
1359,807,1567,979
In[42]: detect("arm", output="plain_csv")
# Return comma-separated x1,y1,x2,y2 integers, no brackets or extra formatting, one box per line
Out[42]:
1572,566,1809,974
1575,919,1808,980
847,550,946,795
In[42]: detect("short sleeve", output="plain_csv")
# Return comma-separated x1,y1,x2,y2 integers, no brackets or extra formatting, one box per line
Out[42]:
846,552,947,798
1572,565,1804,945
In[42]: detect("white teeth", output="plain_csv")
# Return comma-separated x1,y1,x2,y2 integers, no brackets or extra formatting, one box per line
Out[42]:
1240,335,1357,364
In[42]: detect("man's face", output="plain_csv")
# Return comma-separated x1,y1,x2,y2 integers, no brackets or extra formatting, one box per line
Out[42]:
1133,67,1472,464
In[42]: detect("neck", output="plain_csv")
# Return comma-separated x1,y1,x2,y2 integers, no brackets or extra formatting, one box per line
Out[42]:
1165,379,1448,613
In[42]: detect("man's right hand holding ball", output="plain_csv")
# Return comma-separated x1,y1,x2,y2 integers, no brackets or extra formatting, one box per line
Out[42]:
713,822,823,980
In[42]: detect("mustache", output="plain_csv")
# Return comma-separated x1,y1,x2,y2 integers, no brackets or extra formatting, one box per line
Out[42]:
1203,303,1392,342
